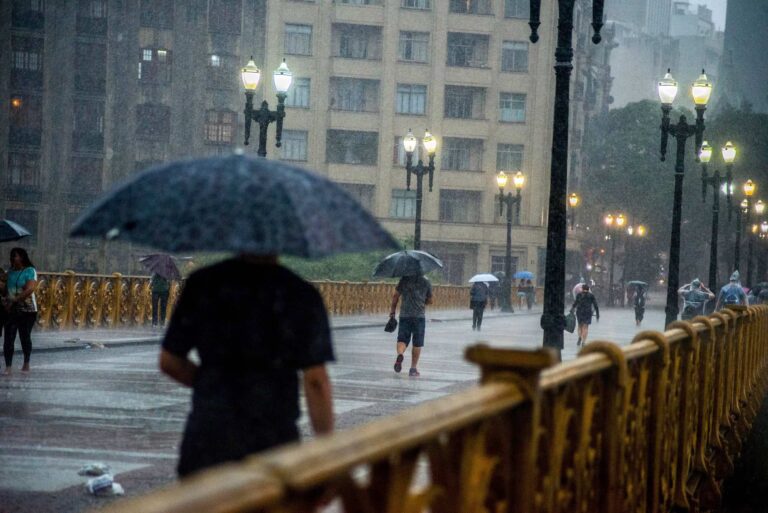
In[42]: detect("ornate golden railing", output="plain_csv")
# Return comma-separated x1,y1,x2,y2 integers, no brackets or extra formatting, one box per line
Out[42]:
33,272,480,329
100,305,768,513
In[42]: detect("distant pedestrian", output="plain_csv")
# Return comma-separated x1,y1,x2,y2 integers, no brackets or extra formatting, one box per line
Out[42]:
159,255,335,477
390,274,433,377
150,272,171,328
525,279,535,310
633,286,646,326
3,248,38,375
469,281,489,331
571,284,600,346
517,279,527,309
678,278,714,320
0,270,8,340
715,271,748,310
488,281,499,310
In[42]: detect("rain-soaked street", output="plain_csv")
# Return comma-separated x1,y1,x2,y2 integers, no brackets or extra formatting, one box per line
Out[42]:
0,307,664,513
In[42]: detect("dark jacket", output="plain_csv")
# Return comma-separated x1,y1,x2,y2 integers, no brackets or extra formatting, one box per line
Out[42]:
572,291,600,319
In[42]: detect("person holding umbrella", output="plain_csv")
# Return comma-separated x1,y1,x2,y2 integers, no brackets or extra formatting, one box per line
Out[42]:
633,285,647,326
468,277,491,331
3,248,38,375
570,283,599,346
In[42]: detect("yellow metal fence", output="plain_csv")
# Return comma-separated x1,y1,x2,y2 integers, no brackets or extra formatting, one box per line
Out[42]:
33,272,487,329
100,305,768,513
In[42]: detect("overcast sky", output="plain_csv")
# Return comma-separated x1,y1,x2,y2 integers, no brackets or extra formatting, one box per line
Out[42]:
697,0,728,31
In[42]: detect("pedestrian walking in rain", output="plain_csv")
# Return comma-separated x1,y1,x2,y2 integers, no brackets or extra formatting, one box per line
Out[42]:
517,279,527,309
488,280,499,310
469,281,489,331
159,255,335,477
715,271,748,310
525,279,535,310
571,284,600,346
633,286,647,326
150,272,171,328
0,270,8,339
678,278,715,320
3,248,38,375
390,274,433,377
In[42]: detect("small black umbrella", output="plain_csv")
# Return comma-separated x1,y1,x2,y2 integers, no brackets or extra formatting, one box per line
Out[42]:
373,250,443,278
69,154,400,258
139,254,182,281
0,219,31,243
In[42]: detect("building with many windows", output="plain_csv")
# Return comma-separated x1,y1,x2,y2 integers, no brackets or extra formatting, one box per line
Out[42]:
1,0,611,283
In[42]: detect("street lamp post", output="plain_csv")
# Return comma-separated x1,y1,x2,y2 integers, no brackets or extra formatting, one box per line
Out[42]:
403,129,438,251
658,69,712,327
760,221,768,282
748,197,765,287
604,213,626,307
700,140,734,295
623,223,647,296
528,0,606,353
568,193,580,229
241,58,293,157
734,197,749,272
497,171,525,313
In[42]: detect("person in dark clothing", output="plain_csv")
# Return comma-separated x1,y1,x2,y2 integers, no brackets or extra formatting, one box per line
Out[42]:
150,272,171,327
390,274,433,377
571,284,600,346
0,270,8,342
525,279,535,310
469,281,489,331
633,286,646,326
159,255,335,478
4,248,38,375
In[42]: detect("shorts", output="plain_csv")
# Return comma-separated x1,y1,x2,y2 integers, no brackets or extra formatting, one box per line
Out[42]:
397,317,426,348
576,313,592,325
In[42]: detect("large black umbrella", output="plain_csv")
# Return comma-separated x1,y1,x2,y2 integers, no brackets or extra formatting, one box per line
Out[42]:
139,254,182,281
373,250,443,278
0,219,31,243
69,154,400,258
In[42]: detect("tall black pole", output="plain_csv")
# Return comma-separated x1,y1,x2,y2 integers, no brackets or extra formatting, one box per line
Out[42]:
414,164,423,251
405,152,435,251
708,174,719,292
747,210,754,287
503,199,514,313
735,207,742,271
608,232,616,307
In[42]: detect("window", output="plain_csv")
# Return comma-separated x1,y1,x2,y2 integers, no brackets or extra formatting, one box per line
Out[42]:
210,55,221,67
491,255,518,275
207,54,236,90
439,253,466,284
501,41,528,72
398,31,429,62
204,110,236,144
393,136,421,166
496,143,524,171
499,92,526,122
285,24,313,56
9,94,42,146
390,189,417,218
444,85,486,119
7,153,40,187
504,0,529,18
337,183,375,212
75,42,106,92
140,0,173,29
281,130,308,161
442,138,484,171
285,77,310,108
333,24,382,60
396,84,427,115
449,0,492,15
326,130,378,165
401,0,430,8
440,190,482,222
208,0,242,33
73,100,105,152
330,78,379,112
335,0,381,4
11,36,43,90
77,0,107,34
447,33,489,67
136,104,171,141
70,157,103,192
5,209,38,242
138,48,172,83
12,0,45,30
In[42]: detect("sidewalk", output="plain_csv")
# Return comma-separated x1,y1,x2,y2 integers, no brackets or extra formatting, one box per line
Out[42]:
1,307,542,355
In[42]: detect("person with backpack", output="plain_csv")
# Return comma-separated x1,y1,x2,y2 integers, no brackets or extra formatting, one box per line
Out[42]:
633,286,647,326
715,271,749,310
570,284,600,346
678,279,714,320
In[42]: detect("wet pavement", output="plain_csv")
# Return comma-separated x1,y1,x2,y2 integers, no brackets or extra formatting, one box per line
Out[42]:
0,307,665,512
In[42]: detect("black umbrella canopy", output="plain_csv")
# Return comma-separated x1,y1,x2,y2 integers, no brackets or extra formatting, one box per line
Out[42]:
139,254,182,281
0,219,31,243
70,154,400,258
373,250,443,278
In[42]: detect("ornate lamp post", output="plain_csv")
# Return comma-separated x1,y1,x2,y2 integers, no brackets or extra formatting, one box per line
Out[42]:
241,58,293,157
403,129,438,250
700,140,735,295
733,197,749,271
604,213,626,306
497,171,525,313
568,193,580,230
748,197,765,287
658,69,712,327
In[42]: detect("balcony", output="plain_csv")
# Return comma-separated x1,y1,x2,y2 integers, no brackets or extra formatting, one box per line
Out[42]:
12,9,44,31
76,16,107,36
9,128,42,147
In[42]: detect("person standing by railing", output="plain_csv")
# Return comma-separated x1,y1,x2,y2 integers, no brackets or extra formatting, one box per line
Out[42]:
3,248,38,375
715,271,749,310
678,279,714,320
150,272,170,328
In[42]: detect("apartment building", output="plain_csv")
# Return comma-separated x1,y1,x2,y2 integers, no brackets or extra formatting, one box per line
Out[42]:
1,0,609,283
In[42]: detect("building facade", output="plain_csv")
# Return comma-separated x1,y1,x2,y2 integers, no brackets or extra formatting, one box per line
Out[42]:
1,0,607,284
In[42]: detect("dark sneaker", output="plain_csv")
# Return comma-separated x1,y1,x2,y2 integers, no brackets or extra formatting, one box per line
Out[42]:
394,354,404,373
576,338,582,346
409,368,420,377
